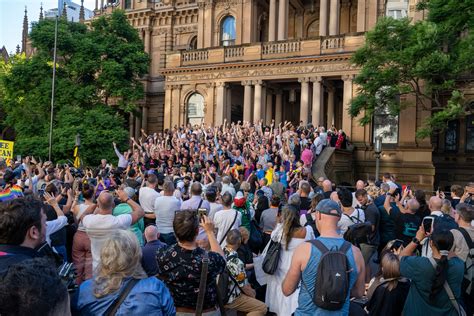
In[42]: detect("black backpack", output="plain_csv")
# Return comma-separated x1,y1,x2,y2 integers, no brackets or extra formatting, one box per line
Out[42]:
303,239,352,311
459,228,474,314
343,209,372,246
304,213,320,237
216,254,239,305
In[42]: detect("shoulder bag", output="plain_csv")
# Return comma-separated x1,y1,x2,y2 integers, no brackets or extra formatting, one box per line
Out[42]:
196,251,209,316
429,257,467,316
104,278,140,316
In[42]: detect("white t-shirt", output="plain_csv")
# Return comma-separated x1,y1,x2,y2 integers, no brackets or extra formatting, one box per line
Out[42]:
214,209,242,248
46,215,68,245
154,195,181,234
337,208,365,235
209,202,224,221
139,187,160,214
83,213,132,271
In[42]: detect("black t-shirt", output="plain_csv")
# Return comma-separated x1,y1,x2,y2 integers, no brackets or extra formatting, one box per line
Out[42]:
300,197,312,212
367,279,410,316
323,190,333,199
389,207,421,246
361,203,380,246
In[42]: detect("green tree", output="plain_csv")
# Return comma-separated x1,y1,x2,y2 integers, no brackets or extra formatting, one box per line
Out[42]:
350,0,474,138
0,10,148,165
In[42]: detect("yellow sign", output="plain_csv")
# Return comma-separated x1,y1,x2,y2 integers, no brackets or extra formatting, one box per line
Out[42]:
0,140,14,159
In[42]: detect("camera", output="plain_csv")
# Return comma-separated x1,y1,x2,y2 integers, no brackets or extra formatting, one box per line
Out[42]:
197,208,207,219
57,262,77,293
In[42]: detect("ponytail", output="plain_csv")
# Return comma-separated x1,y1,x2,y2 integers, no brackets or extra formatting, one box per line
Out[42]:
281,204,301,250
429,230,454,302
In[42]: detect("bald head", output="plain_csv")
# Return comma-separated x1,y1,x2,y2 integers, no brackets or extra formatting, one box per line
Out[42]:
322,180,332,192
429,196,443,212
330,191,339,202
355,180,365,190
144,225,159,242
98,191,115,212
407,198,420,213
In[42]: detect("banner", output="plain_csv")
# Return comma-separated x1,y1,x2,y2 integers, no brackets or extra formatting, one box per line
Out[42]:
0,140,14,159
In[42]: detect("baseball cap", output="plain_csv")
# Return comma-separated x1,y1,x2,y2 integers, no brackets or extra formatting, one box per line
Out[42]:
316,199,342,217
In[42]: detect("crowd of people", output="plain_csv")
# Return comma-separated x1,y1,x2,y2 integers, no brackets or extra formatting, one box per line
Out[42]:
0,120,473,316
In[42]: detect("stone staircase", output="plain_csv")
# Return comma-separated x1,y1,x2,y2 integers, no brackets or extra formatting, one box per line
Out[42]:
312,147,355,186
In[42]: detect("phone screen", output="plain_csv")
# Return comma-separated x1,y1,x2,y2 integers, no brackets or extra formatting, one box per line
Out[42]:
423,217,434,234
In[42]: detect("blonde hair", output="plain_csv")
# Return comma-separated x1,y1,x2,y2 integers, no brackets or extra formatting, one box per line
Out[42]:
239,226,250,243
381,252,401,291
93,230,147,298
441,199,452,215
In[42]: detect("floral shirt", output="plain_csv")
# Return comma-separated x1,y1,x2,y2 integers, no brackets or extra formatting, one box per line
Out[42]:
224,247,247,304
156,244,225,310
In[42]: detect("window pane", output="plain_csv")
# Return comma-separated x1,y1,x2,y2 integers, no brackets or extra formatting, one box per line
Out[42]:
187,93,205,125
221,16,236,46
444,120,458,152
373,114,399,144
466,115,474,152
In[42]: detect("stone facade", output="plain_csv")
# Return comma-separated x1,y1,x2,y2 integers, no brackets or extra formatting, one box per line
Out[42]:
89,0,473,190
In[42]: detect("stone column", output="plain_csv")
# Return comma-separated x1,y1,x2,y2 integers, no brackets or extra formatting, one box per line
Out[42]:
242,81,253,123
327,87,335,128
142,105,148,134
342,75,354,136
319,0,328,36
329,0,340,36
277,0,288,40
269,0,277,41
197,1,205,48
95,0,98,11
164,85,172,129
357,0,366,32
129,112,134,139
171,85,181,128
275,92,283,124
134,108,142,140
215,82,227,126
226,88,232,122
265,92,273,125
143,28,150,55
299,78,310,125
253,80,263,123
311,76,322,127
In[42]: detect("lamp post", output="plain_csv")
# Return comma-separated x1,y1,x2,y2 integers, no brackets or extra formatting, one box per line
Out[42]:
374,136,383,181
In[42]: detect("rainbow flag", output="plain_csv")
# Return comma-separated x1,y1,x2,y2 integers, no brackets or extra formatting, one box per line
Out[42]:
0,185,24,202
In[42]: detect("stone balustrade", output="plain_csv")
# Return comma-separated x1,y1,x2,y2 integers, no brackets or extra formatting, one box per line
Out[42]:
167,33,365,67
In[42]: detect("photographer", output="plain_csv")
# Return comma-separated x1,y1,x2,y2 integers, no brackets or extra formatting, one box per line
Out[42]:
156,210,225,315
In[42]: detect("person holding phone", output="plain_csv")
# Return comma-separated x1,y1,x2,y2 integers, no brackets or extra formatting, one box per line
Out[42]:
156,210,225,315
400,228,464,315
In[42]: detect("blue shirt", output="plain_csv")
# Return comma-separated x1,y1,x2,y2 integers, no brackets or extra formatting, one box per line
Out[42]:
295,237,358,316
141,240,166,276
400,256,464,316
72,277,175,316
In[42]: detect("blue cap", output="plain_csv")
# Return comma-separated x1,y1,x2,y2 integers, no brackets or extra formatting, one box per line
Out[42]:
316,199,342,217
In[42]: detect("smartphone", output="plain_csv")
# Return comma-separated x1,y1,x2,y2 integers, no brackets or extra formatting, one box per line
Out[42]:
197,208,207,219
423,216,435,234
406,185,411,191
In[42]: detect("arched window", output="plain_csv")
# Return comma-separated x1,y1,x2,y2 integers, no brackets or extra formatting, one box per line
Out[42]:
307,20,319,38
188,36,197,50
221,16,236,46
187,93,205,126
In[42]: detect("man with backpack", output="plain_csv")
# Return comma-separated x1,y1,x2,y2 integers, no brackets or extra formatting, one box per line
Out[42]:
451,203,474,314
220,229,268,316
282,199,365,315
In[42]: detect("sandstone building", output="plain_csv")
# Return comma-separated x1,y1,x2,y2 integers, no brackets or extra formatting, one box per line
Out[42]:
59,0,474,189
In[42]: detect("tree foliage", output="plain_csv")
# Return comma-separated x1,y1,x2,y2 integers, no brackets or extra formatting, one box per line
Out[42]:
350,0,474,138
0,10,148,165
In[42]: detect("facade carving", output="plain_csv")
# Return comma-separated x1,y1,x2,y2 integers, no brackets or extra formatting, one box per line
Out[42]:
86,0,474,189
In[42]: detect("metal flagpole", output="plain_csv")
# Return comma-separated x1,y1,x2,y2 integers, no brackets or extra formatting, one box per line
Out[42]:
48,14,59,161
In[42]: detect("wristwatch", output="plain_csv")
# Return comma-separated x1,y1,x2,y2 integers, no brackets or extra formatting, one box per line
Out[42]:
386,192,392,196
125,198,131,203
412,237,420,245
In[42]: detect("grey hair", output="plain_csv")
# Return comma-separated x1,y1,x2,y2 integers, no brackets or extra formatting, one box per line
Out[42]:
163,180,175,192
288,193,301,207
226,229,242,246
